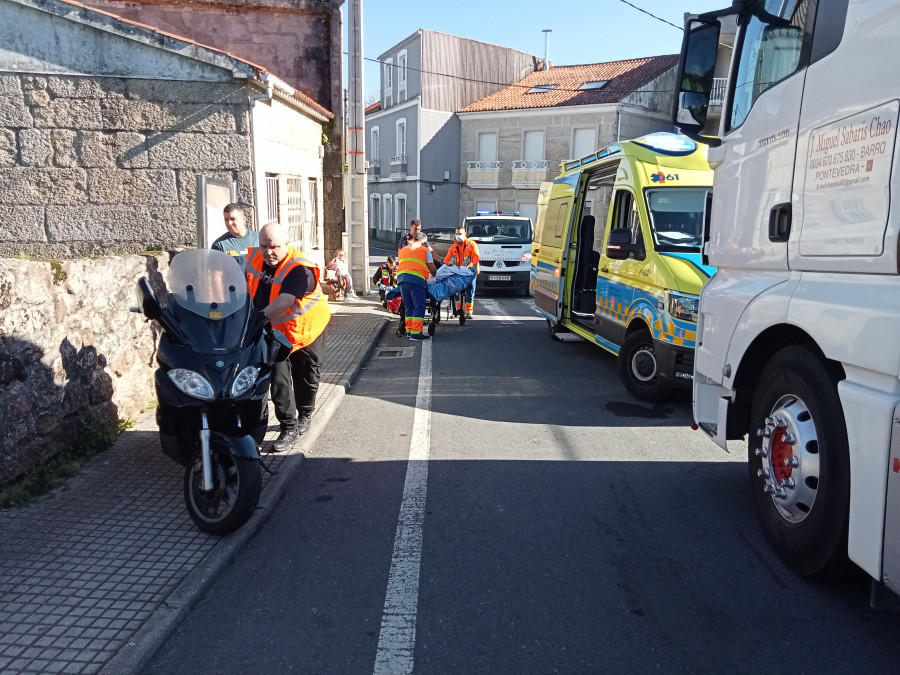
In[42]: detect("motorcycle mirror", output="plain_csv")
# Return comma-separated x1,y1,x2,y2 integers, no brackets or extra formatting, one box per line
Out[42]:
138,277,162,321
269,329,292,364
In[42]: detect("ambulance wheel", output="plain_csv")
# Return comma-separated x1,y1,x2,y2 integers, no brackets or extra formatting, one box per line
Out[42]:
427,322,436,336
618,330,670,401
748,346,850,578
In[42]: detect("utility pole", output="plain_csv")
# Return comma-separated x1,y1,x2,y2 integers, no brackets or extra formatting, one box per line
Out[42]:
346,0,369,292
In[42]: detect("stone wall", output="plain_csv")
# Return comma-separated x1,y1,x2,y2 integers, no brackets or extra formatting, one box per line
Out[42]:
0,74,254,258
0,253,168,486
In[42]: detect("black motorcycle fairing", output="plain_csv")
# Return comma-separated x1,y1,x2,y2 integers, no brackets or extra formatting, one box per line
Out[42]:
211,430,259,459
161,297,253,356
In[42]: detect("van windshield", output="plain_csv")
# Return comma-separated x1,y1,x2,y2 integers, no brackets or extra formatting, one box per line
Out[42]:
645,188,710,253
464,218,533,245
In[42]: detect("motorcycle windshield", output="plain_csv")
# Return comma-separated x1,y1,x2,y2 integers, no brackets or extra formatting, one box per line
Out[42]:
169,249,249,320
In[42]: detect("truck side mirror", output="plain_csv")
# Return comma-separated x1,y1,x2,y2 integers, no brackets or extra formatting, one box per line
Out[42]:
137,277,161,321
673,19,723,146
606,229,637,260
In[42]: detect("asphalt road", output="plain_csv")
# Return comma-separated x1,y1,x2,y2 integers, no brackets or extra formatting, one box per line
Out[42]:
147,290,900,674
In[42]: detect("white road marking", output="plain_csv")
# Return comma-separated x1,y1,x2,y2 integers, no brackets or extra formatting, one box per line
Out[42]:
476,297,542,323
373,338,432,675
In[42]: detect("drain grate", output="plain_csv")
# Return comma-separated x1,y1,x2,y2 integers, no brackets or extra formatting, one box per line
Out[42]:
374,347,416,359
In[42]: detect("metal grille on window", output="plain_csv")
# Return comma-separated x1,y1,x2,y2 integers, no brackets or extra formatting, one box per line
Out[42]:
285,178,303,245
306,178,319,249
265,176,280,225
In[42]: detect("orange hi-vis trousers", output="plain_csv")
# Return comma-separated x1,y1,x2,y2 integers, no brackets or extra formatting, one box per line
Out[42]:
399,279,426,335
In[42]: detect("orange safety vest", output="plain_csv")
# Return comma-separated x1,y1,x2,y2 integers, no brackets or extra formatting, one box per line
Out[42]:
397,243,430,282
444,239,480,273
245,246,330,350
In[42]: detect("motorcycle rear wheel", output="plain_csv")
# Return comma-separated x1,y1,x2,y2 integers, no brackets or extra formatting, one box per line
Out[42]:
184,447,261,534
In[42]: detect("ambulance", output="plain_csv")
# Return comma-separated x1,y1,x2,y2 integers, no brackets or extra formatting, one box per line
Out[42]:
532,132,714,401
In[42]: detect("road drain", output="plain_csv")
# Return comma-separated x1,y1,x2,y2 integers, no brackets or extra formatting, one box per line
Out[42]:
374,347,416,359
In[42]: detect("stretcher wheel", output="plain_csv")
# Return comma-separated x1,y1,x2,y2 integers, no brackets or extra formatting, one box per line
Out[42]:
459,313,466,325
427,322,436,336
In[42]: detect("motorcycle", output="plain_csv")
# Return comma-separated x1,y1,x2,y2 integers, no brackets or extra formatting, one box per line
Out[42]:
132,248,291,534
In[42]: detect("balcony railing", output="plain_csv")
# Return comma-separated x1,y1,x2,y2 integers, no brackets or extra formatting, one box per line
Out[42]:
390,155,407,179
511,159,552,189
512,160,549,170
466,160,502,189
709,77,727,106
468,160,501,170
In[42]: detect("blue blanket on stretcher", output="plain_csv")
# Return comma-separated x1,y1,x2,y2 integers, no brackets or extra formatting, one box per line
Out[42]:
427,266,475,302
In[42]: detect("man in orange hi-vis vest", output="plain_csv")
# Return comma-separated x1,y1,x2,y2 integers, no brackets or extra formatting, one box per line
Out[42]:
443,224,480,317
246,223,330,451
397,232,437,341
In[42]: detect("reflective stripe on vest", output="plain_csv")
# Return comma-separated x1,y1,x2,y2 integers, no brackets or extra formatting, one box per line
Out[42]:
397,244,429,281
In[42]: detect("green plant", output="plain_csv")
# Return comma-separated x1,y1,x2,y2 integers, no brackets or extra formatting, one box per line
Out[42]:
0,416,135,509
49,259,67,285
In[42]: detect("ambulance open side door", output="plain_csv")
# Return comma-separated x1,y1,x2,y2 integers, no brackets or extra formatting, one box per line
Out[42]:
532,174,578,323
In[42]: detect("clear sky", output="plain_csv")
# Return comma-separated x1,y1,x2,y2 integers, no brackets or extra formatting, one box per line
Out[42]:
349,0,729,100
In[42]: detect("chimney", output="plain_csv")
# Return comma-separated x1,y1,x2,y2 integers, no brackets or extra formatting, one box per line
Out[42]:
542,29,552,70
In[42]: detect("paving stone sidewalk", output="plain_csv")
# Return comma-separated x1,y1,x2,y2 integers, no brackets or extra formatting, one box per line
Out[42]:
0,299,389,675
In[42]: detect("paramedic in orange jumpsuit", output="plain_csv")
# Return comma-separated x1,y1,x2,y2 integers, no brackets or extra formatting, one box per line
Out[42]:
443,225,480,317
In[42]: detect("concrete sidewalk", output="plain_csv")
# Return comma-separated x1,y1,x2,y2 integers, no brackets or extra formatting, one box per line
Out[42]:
0,299,391,675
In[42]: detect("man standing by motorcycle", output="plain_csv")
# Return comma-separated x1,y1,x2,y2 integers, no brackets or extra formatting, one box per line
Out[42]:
443,225,480,317
246,223,330,450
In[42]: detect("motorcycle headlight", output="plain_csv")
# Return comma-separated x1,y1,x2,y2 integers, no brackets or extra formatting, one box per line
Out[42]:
168,369,215,400
231,366,260,397
666,291,699,323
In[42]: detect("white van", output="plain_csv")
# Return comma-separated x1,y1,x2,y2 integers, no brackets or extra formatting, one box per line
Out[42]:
462,212,533,295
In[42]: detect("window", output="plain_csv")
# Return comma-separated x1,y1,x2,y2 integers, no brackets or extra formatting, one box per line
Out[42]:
370,126,379,161
284,177,303,244
398,50,408,101
306,178,319,249
370,194,381,230
395,119,406,159
572,127,597,159
384,194,393,233
610,189,642,256
265,175,279,225
475,201,497,213
523,130,544,162
729,0,809,130
383,58,393,105
477,132,498,162
395,194,407,233
578,80,607,90
526,84,557,93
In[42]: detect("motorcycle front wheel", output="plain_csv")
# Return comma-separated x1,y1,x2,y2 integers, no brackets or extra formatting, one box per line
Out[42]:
184,447,261,534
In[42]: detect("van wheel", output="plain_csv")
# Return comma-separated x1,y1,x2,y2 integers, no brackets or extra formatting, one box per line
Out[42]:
748,347,850,578
618,330,670,401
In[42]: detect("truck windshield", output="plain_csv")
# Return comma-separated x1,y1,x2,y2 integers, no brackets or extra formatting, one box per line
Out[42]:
465,218,533,245
645,188,710,253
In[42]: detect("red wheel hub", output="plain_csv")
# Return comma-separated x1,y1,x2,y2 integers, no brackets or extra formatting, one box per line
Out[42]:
771,428,794,483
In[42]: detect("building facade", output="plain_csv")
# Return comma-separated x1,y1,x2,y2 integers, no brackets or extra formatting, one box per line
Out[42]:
0,0,332,266
366,30,541,243
458,57,679,224
75,0,346,255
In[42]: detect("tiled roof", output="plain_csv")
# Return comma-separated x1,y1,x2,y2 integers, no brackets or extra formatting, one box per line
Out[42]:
458,55,678,113
365,101,381,114
40,0,333,119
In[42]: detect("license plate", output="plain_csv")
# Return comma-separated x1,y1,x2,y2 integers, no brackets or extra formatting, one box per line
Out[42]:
489,275,511,281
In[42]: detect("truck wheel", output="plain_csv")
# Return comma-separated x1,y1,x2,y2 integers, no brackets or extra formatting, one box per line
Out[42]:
618,330,670,401
748,346,850,578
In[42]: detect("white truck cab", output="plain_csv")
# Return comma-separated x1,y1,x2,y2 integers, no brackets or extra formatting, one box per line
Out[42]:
674,0,900,602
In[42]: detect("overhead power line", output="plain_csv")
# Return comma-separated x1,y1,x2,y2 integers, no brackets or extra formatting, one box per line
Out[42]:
616,0,684,31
